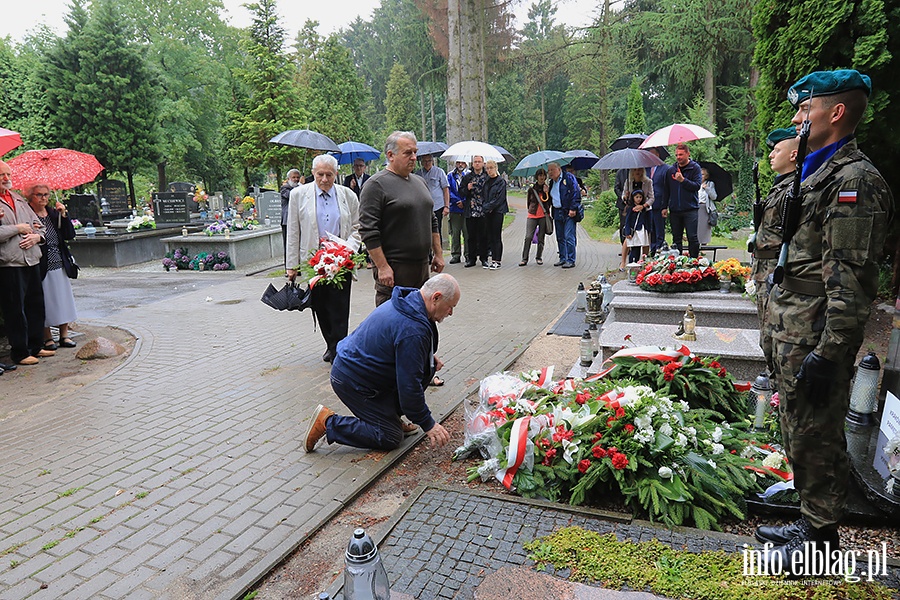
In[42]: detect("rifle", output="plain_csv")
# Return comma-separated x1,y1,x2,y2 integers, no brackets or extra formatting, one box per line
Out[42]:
752,161,762,232
772,98,812,285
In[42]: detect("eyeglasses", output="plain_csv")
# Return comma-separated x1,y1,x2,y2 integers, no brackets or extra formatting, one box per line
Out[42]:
34,193,50,198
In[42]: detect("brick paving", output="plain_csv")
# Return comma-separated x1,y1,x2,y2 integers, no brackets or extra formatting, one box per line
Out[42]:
0,198,623,600
330,486,900,600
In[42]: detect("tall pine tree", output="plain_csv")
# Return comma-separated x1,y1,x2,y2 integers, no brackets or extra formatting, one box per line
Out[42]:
384,63,418,135
624,77,647,135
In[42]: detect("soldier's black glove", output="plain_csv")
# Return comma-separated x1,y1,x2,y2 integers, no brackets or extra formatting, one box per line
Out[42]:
747,232,756,254
795,352,836,405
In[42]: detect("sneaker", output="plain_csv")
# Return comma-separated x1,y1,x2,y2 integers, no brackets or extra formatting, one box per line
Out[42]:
401,420,419,437
553,261,565,267
482,262,491,269
561,262,575,269
489,262,500,270
304,404,335,452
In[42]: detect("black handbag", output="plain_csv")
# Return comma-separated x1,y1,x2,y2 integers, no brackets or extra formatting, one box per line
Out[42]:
61,244,79,279
260,282,312,311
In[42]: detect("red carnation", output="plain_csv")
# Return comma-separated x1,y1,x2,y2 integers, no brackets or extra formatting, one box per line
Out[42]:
718,368,727,377
615,407,625,418
624,424,635,434
611,452,629,470
592,445,607,459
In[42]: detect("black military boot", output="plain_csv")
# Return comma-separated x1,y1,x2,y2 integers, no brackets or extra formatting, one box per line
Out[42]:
755,516,810,545
759,522,840,578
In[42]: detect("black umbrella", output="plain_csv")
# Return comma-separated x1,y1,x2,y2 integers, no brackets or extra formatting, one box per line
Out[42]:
269,129,340,152
492,145,515,163
260,283,312,311
610,133,647,151
591,148,665,171
699,161,733,199
417,141,448,157
564,149,599,170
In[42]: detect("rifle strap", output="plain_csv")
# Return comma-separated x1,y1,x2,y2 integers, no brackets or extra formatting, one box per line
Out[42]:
780,275,826,297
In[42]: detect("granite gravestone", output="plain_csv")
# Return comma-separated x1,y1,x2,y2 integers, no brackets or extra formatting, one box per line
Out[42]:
67,194,102,226
257,191,281,223
98,179,130,219
153,192,190,224
169,182,198,212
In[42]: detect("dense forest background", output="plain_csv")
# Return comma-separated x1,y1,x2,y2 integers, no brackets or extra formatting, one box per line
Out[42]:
1,0,897,289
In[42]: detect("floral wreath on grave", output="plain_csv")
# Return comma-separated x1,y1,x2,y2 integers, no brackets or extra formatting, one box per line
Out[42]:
453,347,793,531
635,254,718,293
126,214,156,232
300,237,365,288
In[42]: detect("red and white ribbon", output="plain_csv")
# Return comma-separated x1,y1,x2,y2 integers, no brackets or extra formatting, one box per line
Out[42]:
496,416,531,490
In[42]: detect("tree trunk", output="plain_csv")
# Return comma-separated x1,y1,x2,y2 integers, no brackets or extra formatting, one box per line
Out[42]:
420,88,427,140
704,56,716,127
430,91,436,142
446,0,462,142
744,66,760,157
446,0,488,142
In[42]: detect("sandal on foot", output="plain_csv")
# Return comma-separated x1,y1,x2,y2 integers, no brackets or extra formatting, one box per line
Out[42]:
518,261,527,267
536,259,543,265
59,338,77,348
429,375,444,387
43,340,58,351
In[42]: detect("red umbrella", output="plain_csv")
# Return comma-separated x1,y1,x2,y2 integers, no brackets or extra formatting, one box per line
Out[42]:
7,148,105,191
639,124,715,148
0,128,23,157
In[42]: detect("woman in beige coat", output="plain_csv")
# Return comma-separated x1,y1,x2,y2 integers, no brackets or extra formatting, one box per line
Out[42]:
286,154,361,363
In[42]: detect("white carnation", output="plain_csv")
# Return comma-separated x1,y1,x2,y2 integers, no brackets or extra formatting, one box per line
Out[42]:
658,466,673,479
762,451,784,469
660,423,673,437
711,443,724,455
712,427,723,443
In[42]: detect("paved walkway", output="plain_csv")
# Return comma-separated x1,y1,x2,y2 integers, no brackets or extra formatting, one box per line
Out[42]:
0,199,626,600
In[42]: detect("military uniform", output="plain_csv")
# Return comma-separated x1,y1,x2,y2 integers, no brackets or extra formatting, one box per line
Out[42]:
752,172,790,376
767,138,893,528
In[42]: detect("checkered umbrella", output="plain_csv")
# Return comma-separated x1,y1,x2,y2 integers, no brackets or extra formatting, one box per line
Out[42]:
7,148,105,191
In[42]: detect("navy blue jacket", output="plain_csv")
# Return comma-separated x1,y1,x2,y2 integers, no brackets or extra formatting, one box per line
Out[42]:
550,171,581,212
648,164,669,212
333,286,437,431
659,160,702,212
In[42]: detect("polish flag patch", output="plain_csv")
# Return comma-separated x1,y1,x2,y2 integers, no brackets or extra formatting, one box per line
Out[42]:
838,191,857,203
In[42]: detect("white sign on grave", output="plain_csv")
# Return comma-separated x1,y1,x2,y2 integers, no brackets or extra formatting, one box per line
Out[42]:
873,391,900,479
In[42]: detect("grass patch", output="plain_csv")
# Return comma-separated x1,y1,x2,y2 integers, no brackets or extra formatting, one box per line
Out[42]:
41,540,59,551
9,560,18,569
89,516,103,524
38,469,51,476
135,491,149,500
56,487,82,498
269,269,286,278
525,526,892,600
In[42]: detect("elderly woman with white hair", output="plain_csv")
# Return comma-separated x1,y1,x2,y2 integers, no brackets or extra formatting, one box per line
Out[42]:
286,154,361,363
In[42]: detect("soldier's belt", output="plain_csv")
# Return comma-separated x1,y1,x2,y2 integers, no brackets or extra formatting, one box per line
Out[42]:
780,275,826,297
753,249,779,259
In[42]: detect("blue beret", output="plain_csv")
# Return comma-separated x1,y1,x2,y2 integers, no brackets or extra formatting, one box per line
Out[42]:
787,69,872,108
766,127,798,149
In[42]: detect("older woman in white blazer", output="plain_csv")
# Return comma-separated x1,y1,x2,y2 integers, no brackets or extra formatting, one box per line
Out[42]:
286,154,361,363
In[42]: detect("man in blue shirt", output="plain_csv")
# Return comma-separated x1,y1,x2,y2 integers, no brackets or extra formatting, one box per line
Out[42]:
415,154,450,245
304,274,459,452
547,162,580,268
660,144,702,258
446,161,468,264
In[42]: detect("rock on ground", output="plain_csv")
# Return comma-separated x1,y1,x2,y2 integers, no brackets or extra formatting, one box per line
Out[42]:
75,336,126,360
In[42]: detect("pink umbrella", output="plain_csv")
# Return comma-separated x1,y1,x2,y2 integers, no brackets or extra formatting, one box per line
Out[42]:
7,148,105,191
0,128,23,157
639,124,715,148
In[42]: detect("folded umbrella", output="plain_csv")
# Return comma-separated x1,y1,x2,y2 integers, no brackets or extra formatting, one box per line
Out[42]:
260,282,312,311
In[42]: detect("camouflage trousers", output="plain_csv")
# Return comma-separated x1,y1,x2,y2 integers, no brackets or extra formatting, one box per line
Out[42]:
756,282,775,380
773,339,856,529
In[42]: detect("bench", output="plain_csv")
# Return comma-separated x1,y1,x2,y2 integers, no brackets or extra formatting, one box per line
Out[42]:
700,245,727,262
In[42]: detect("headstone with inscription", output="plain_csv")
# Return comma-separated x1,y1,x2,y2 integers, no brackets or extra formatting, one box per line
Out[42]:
257,191,281,223
168,182,198,212
68,194,102,225
98,179,131,219
153,192,190,224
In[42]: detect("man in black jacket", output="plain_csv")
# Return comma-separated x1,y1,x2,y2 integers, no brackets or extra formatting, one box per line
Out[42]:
659,144,702,258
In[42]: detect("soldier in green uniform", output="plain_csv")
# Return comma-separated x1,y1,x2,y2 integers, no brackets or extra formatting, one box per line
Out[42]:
751,128,799,376
756,70,894,576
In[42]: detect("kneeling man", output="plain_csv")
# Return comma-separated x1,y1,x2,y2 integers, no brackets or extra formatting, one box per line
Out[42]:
305,273,458,452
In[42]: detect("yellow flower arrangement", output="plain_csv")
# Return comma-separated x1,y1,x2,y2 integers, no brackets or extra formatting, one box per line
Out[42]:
239,195,255,212
713,257,751,284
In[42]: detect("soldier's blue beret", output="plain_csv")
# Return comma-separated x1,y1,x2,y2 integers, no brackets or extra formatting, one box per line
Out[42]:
766,127,798,149
787,69,872,108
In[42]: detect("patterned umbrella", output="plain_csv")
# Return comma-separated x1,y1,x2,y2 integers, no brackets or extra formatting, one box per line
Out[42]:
0,128,23,157
639,124,715,148
7,148,105,191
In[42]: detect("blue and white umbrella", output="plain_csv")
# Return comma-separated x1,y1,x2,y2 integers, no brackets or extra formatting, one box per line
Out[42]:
511,150,573,177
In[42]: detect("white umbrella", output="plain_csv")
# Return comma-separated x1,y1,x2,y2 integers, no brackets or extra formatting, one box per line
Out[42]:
440,141,505,163
639,124,715,148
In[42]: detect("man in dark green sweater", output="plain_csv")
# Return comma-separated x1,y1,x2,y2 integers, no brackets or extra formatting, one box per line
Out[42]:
360,131,444,307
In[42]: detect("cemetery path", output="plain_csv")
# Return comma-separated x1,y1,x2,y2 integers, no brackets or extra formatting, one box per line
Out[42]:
0,199,633,600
